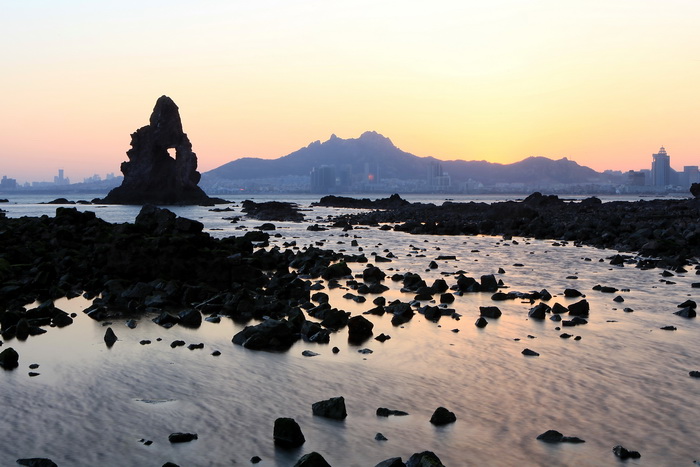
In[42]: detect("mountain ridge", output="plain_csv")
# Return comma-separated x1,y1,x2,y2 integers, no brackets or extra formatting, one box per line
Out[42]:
203,131,605,187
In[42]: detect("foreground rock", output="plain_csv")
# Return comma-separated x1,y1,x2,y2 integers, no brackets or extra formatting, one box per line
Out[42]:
536,429,585,443
101,95,221,205
0,347,19,370
429,407,456,425
273,417,305,448
312,396,347,420
293,452,331,467
612,444,641,459
16,459,58,467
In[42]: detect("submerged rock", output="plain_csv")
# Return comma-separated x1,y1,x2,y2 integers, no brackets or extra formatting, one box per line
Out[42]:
16,459,58,467
536,430,585,443
612,445,641,459
168,432,198,443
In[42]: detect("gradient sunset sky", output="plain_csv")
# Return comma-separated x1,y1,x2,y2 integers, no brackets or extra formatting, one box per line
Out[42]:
1,0,698,183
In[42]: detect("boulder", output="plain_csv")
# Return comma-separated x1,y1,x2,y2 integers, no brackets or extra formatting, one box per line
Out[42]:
16,459,58,467
528,303,550,319
312,396,347,420
480,274,499,292
168,432,198,443
429,407,456,425
406,451,445,467
674,307,696,318
101,95,216,205
232,319,298,351
348,315,374,343
612,445,641,459
363,265,386,283
293,452,331,467
479,306,502,319
536,430,585,443
104,327,117,347
0,347,19,370
178,309,202,328
273,417,305,448
375,458,405,467
475,317,488,328
568,299,590,316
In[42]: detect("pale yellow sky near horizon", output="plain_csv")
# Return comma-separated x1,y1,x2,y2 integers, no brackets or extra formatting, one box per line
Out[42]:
1,0,698,183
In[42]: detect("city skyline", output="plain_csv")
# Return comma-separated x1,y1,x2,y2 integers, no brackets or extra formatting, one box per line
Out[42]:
1,1,699,182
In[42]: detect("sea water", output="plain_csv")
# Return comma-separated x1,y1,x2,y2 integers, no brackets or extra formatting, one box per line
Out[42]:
0,194,698,466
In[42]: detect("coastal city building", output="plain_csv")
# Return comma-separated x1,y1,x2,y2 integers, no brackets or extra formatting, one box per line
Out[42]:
651,147,672,187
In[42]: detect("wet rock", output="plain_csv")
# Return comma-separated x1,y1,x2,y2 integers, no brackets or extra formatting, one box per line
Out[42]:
387,300,415,326
612,445,641,459
479,306,502,319
0,347,19,370
232,319,298,351
536,430,585,443
564,288,583,297
104,327,117,347
375,457,405,467
376,407,409,417
528,303,550,319
320,308,350,330
322,261,352,280
406,451,445,467
375,333,391,342
689,371,700,378
660,326,677,331
168,432,198,443
312,396,347,420
348,315,374,343
475,317,488,328
293,452,331,467
152,312,179,328
187,343,204,350
429,406,456,425
674,307,697,318
522,348,539,356
375,432,388,441
480,274,499,292
273,417,306,448
251,456,262,464
170,340,185,348
440,293,455,304
302,350,319,357
178,309,201,328
363,265,386,283
16,459,58,467
568,299,590,316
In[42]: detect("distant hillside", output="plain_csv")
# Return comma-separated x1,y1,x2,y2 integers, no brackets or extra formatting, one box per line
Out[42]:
202,131,604,186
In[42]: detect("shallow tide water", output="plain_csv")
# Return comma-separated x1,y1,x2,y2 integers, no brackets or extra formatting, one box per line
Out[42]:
1,194,699,466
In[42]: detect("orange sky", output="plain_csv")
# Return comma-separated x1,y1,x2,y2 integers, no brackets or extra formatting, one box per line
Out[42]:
1,1,698,183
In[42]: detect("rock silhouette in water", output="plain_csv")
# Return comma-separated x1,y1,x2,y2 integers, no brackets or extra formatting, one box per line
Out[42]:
102,96,216,205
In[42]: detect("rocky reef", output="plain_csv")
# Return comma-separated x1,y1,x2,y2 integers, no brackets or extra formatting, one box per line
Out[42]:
101,96,221,205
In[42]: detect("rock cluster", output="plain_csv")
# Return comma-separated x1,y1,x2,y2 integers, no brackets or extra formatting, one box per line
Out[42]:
332,192,700,264
101,96,220,205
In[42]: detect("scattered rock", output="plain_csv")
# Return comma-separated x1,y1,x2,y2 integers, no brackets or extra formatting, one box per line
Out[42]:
168,432,198,443
406,451,445,467
479,306,502,319
0,347,19,370
522,348,539,357
312,396,347,420
16,459,58,467
475,317,488,328
612,445,641,459
273,417,305,448
429,406,456,425
375,432,388,441
376,407,409,417
293,452,331,467
104,327,117,347
536,430,585,443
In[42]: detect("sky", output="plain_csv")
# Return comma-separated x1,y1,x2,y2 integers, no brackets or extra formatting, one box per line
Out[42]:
1,0,698,183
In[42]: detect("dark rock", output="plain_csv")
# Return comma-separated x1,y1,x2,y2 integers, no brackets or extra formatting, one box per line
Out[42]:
232,319,298,351
387,300,415,326
348,315,374,343
689,371,700,378
301,350,319,357
273,417,305,448
475,317,488,328
376,407,409,417
678,299,697,309
178,309,202,328
674,307,697,318
375,457,405,467
440,293,455,304
564,288,582,297
187,343,204,350
292,452,331,467
312,396,347,420
406,451,445,467
102,96,216,205
375,432,388,441
363,265,386,283
322,261,352,280
660,326,677,331
16,459,58,467
251,456,262,464
429,406,456,425
536,430,584,443
522,348,539,356
243,200,304,222
612,445,641,459
480,274,499,292
479,306,502,319
568,299,590,316
104,327,117,347
168,432,198,443
375,333,391,342
170,340,186,348
152,312,179,328
0,347,19,370
528,303,550,319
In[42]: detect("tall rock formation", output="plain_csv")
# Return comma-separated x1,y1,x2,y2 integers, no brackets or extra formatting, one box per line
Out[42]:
102,96,217,205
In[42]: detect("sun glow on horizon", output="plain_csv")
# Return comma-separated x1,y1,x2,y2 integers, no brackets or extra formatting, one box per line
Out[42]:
1,0,699,182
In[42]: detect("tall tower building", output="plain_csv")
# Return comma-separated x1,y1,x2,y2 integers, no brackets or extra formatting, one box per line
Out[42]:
651,146,671,187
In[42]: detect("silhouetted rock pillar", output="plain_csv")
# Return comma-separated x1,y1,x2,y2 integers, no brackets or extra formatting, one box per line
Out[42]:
102,95,214,205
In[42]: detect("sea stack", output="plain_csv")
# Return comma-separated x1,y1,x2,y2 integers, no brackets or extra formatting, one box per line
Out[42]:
102,95,216,205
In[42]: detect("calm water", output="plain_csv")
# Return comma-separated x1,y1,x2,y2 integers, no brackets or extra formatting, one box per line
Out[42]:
1,194,699,466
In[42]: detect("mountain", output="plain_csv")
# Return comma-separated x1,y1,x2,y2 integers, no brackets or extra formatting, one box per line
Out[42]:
202,131,605,189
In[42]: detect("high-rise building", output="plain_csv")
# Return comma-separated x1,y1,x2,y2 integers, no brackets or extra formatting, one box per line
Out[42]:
651,147,671,187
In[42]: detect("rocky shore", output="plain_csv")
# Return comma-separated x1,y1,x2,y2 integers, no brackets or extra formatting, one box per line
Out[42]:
326,192,700,267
